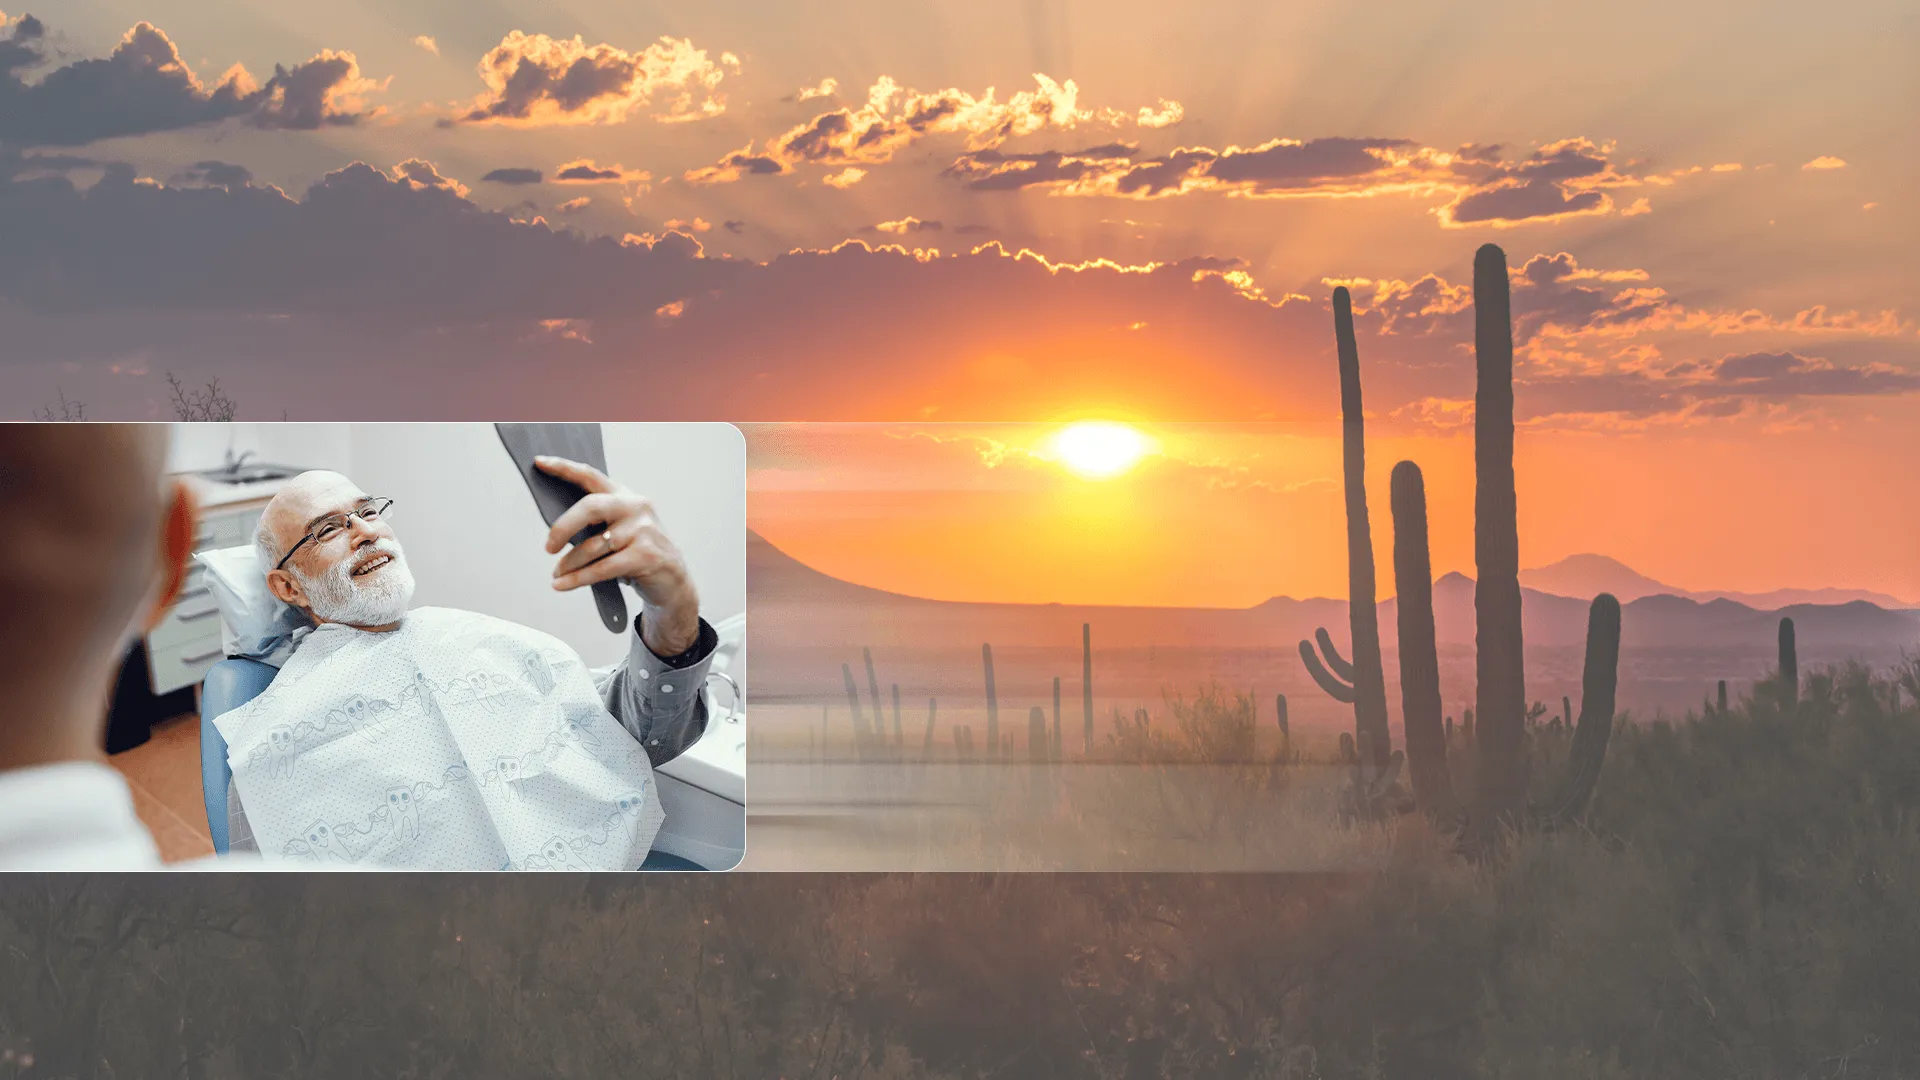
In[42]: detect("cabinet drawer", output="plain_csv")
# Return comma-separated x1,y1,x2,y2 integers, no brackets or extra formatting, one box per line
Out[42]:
150,587,223,650
195,506,262,552
148,637,226,696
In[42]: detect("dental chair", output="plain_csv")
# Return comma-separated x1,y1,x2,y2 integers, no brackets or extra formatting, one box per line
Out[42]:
198,658,724,870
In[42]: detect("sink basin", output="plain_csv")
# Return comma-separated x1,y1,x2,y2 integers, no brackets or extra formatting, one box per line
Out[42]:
197,464,304,485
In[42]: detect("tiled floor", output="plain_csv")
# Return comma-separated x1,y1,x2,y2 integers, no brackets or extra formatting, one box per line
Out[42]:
108,713,215,863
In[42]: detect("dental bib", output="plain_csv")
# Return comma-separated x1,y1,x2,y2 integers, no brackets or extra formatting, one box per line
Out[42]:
213,607,665,870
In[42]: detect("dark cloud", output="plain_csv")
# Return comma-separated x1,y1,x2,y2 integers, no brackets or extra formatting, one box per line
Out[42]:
722,219,745,233
953,223,991,235
1446,179,1607,226
0,158,719,321
174,160,252,188
1706,351,1920,396
555,162,625,182
482,167,543,185
944,135,1639,228
251,51,376,130
0,17,376,147
683,147,788,184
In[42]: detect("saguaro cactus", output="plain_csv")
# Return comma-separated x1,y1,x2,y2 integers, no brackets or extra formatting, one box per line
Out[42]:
1779,616,1798,712
1052,676,1063,760
1717,679,1728,715
1390,459,1455,816
1299,286,1393,768
863,647,885,746
1540,593,1622,823
1561,696,1573,728
1472,243,1530,831
891,683,904,749
923,698,938,755
1082,623,1094,755
1275,694,1289,739
841,663,869,757
983,643,1000,760
1029,706,1049,764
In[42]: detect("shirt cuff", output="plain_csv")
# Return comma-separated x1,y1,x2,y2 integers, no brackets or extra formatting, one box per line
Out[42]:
636,612,718,670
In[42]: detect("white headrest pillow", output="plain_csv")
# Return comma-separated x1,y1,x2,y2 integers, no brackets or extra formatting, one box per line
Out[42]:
193,544,313,668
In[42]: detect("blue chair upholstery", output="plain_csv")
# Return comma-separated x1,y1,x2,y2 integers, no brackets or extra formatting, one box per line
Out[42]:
200,658,277,854
196,656,707,869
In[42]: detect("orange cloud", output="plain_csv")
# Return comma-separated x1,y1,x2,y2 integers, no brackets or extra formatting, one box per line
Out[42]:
449,32,734,127
1802,156,1848,170
412,35,438,56
822,167,866,188
555,196,591,214
684,73,1180,184
791,77,837,102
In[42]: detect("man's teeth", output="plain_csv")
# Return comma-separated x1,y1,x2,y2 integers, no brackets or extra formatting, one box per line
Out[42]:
353,554,392,577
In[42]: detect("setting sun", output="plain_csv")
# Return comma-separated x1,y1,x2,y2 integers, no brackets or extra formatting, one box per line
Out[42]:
1050,421,1152,479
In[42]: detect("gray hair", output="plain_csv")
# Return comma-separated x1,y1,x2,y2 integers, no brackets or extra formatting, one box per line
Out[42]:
254,518,285,576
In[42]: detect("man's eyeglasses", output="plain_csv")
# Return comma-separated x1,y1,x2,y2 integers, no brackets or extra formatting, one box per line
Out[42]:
274,498,395,570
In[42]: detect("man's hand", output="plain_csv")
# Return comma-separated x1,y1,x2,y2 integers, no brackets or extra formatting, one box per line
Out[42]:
535,455,701,657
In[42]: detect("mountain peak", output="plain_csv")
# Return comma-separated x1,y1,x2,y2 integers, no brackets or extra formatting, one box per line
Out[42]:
1520,553,1677,602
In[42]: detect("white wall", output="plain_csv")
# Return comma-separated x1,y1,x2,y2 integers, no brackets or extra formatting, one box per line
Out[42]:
167,423,352,476
339,423,745,669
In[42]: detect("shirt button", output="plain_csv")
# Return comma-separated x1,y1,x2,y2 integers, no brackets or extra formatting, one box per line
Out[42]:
661,683,674,693
649,739,660,746
636,670,650,681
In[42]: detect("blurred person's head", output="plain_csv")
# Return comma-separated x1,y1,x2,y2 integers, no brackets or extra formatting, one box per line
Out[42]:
0,424,195,768
258,471,414,631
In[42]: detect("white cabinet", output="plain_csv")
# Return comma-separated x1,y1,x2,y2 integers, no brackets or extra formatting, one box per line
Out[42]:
146,499,266,695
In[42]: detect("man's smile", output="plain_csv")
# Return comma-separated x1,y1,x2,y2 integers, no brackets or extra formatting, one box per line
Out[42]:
351,552,395,578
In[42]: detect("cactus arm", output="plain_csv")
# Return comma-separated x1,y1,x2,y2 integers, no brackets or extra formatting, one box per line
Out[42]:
1301,639,1359,703
1314,627,1357,683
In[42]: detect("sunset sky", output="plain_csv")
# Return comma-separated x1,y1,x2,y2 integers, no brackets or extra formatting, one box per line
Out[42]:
3,1,1914,601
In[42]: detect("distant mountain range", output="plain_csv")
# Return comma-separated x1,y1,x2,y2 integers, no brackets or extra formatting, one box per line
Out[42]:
1519,553,1912,611
749,530,1920,654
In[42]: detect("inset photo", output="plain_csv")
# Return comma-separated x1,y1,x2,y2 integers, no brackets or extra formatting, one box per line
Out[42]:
4,422,744,871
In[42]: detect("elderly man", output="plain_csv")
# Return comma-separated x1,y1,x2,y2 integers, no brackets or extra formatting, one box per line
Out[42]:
0,425,198,868
219,456,716,869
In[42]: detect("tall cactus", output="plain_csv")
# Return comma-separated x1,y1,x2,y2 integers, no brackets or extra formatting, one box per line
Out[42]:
1779,616,1798,713
841,663,869,758
863,647,886,749
1275,693,1289,739
982,642,999,760
1081,622,1094,755
1052,676,1063,760
923,697,938,756
1390,459,1455,816
1717,679,1728,715
1029,706,1049,764
1299,286,1393,768
891,683,904,749
1540,594,1622,823
1472,243,1529,830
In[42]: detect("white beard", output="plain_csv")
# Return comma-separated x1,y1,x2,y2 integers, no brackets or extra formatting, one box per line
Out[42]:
296,539,416,627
